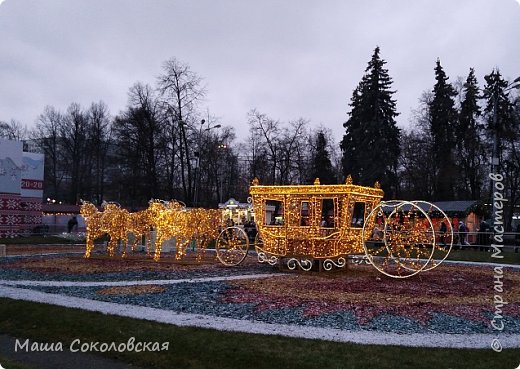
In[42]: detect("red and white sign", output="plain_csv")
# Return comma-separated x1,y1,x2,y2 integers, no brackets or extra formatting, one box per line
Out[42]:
20,152,44,234
0,140,44,236
21,179,44,190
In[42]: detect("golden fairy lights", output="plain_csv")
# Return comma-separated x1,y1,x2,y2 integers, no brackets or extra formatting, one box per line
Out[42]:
361,200,455,278
81,176,453,278
250,176,383,265
250,177,453,278
81,201,143,258
81,200,224,262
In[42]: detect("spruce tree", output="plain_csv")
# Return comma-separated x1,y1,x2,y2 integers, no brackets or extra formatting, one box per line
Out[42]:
429,59,458,200
456,68,484,199
483,69,515,168
310,131,336,184
483,69,518,231
340,46,400,197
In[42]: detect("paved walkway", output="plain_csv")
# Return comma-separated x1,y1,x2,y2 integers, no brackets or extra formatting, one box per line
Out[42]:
1,283,519,349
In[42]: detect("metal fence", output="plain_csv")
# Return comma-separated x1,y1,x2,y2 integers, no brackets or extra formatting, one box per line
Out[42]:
452,231,520,252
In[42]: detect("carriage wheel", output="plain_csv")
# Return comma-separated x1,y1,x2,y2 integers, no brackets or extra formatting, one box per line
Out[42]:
362,200,436,278
411,201,453,272
254,232,263,252
216,226,249,266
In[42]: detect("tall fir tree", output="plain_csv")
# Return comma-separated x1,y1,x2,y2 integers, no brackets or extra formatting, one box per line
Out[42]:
456,68,485,200
483,69,515,168
340,46,400,197
309,131,336,184
483,70,518,230
428,59,458,200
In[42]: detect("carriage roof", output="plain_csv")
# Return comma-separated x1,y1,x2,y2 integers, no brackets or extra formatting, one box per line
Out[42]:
249,177,384,199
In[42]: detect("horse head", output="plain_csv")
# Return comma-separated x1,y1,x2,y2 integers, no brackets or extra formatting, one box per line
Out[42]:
80,201,99,219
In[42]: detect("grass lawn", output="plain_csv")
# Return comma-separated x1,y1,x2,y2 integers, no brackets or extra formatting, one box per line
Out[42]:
446,249,520,265
0,298,518,369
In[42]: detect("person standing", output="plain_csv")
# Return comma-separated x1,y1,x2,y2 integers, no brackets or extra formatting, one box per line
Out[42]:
478,220,489,251
67,215,78,233
458,221,469,247
439,221,447,247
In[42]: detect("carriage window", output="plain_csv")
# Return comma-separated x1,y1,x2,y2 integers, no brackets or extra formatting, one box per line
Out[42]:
265,200,284,226
351,202,365,228
300,201,310,226
320,199,335,228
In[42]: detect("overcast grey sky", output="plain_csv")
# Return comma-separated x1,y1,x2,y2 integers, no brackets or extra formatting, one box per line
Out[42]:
1,0,519,141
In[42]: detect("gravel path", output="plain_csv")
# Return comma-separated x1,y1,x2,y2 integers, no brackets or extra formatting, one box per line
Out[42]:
1,285,518,349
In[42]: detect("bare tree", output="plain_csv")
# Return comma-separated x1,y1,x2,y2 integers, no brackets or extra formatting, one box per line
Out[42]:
398,129,436,200
397,91,437,200
60,103,90,203
157,58,206,205
31,106,64,200
205,126,239,205
247,109,280,184
278,118,308,184
87,101,112,204
244,113,269,183
112,83,165,206
0,119,28,140
246,109,310,185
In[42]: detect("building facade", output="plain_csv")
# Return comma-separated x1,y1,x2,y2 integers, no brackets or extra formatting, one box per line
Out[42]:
0,139,44,237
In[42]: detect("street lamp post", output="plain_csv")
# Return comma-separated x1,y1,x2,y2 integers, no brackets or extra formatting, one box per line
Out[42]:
193,119,221,207
217,143,228,204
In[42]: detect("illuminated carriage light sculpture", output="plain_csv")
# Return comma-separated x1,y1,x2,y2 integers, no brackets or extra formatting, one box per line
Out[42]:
81,201,131,258
215,226,250,266
81,178,453,278
361,200,453,278
235,176,386,272
216,177,453,278
82,199,223,262
143,200,222,262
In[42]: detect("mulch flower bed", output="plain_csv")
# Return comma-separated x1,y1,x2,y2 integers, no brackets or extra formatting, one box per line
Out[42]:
5,244,85,256
97,285,166,295
223,265,520,327
0,254,275,281
2,254,519,334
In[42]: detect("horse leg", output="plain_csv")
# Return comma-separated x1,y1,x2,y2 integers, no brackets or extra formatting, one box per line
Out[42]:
176,239,188,260
121,237,127,258
196,237,207,262
131,237,138,253
131,233,139,253
146,235,152,257
108,239,116,257
84,235,92,258
154,235,163,261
